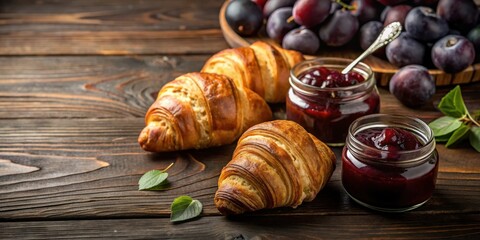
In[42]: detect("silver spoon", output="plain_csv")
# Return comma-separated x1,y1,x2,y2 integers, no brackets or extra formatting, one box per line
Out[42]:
341,22,402,75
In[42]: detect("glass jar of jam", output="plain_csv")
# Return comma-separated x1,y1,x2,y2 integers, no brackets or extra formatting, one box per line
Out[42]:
342,114,439,212
286,57,380,146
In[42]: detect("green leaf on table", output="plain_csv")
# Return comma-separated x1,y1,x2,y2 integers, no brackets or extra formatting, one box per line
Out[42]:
469,127,480,152
445,124,470,148
138,170,168,190
138,163,174,190
170,195,203,223
438,86,468,118
143,181,171,190
428,116,462,137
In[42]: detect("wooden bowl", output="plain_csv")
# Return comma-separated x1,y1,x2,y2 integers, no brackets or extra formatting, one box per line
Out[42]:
219,1,480,87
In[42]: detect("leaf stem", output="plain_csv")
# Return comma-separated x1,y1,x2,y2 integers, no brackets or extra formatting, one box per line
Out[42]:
468,113,480,127
461,113,480,127
162,162,174,172
335,0,355,11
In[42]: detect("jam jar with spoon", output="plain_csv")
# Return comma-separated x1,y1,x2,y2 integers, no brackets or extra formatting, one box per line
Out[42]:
286,22,402,146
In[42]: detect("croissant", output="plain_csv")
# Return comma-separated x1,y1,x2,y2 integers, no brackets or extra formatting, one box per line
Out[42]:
138,72,272,152
214,120,336,215
201,41,304,103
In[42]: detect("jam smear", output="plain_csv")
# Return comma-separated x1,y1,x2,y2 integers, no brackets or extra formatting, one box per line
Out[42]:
299,67,365,88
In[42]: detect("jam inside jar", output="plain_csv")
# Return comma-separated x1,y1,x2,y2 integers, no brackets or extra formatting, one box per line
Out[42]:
286,57,380,146
342,114,439,212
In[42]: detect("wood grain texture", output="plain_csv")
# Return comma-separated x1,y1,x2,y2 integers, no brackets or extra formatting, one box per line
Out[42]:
0,0,479,238
1,214,479,239
0,55,208,119
0,0,228,55
0,120,479,220
0,55,478,120
0,159,39,177
0,55,479,220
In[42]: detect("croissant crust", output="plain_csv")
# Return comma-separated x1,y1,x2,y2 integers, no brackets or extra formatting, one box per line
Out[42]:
202,41,304,103
138,72,272,152
214,120,336,215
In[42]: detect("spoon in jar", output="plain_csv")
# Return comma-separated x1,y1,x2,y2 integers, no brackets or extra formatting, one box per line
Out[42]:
341,22,402,75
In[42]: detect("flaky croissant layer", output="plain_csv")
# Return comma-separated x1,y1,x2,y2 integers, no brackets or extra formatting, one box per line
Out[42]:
138,72,272,152
139,41,303,152
202,41,304,103
214,120,336,215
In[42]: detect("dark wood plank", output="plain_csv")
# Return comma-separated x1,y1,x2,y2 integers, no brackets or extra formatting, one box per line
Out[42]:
1,214,479,239
0,54,479,220
377,83,480,124
1,55,479,120
0,0,228,55
0,0,478,238
0,55,209,119
0,119,479,220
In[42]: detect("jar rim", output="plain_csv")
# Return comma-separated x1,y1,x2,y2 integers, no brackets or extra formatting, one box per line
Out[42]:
346,114,436,166
290,57,374,92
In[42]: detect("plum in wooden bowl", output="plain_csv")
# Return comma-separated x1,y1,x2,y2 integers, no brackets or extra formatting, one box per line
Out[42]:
219,0,480,87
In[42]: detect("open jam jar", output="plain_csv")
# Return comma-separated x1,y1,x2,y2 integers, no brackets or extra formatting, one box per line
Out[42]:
286,57,380,146
342,114,439,212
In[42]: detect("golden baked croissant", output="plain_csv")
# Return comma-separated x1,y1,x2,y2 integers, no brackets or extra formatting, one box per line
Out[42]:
201,41,304,103
138,72,272,152
214,120,336,215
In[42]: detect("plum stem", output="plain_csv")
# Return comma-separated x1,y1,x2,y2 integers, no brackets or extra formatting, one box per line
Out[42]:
286,15,294,24
446,37,458,47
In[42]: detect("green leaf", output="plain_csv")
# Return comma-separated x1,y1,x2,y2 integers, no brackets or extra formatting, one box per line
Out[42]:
144,181,171,190
138,170,168,190
170,195,203,222
435,132,453,143
438,86,468,118
469,127,480,152
138,163,174,190
428,116,462,137
445,124,470,148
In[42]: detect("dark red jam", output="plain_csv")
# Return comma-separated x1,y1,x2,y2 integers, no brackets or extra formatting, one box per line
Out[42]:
299,67,366,88
355,127,422,152
287,66,380,145
342,126,439,211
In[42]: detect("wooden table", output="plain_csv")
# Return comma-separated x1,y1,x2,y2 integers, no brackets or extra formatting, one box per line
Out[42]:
1,1,479,239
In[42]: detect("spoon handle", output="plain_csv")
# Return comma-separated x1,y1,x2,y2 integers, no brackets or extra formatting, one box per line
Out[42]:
341,22,402,75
